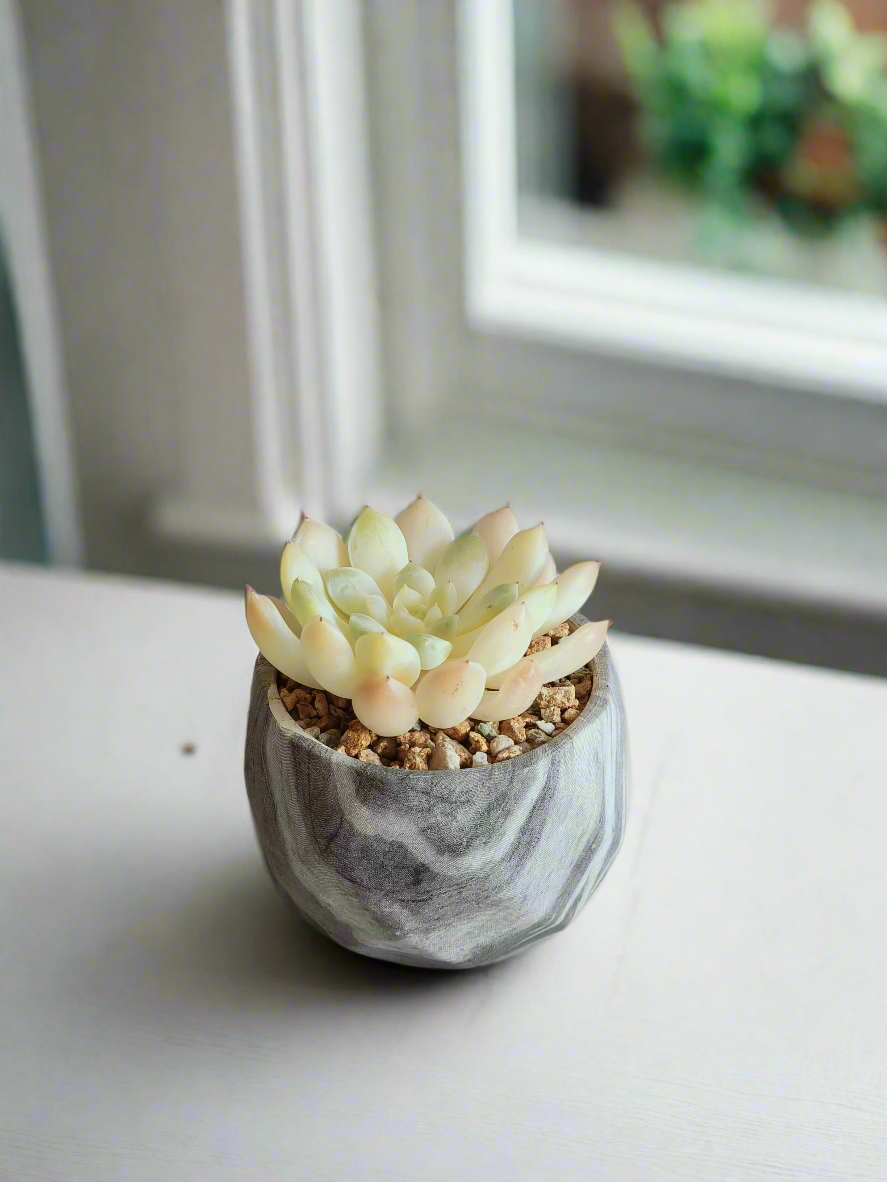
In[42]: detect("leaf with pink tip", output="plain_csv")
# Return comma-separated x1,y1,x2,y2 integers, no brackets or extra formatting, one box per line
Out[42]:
467,603,533,678
291,516,348,572
470,658,543,723
355,632,421,687
347,506,409,602
300,616,358,698
351,676,419,737
530,619,609,682
414,659,486,729
533,561,602,638
245,587,321,687
434,535,489,610
471,505,518,562
395,494,454,572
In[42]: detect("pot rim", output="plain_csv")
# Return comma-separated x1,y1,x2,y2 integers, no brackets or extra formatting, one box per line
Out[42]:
258,613,616,781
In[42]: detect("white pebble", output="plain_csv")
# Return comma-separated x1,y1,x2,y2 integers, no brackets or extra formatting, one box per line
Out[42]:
471,751,488,766
489,734,514,756
536,720,555,735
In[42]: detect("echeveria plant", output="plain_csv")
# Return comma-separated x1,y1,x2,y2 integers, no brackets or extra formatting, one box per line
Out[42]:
246,497,607,737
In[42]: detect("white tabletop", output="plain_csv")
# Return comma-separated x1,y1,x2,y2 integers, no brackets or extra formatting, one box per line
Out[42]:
2,563,885,1182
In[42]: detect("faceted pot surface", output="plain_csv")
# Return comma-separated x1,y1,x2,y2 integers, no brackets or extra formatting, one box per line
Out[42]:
244,619,627,969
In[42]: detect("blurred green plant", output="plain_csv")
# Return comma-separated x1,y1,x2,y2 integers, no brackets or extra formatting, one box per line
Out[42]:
615,0,887,241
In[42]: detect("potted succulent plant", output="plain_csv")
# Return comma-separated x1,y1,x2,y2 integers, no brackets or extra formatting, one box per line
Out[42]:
244,497,626,969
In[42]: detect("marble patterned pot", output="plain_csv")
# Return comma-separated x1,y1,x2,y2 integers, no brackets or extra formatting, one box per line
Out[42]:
244,618,627,969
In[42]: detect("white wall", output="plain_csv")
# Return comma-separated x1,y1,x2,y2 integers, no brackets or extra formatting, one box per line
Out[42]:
20,0,255,578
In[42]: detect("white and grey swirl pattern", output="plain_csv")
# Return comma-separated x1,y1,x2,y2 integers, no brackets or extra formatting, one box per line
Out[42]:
244,619,627,969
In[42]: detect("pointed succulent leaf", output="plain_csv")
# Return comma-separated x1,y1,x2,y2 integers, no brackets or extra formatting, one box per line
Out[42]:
364,593,390,625
431,613,460,641
534,561,602,638
467,603,533,677
347,506,409,602
422,603,443,629
349,612,387,644
470,658,543,723
430,579,458,616
300,616,359,698
325,567,386,616
288,577,340,630
414,659,486,729
471,505,518,562
434,535,489,610
530,619,609,682
244,588,321,688
534,553,557,587
392,562,436,601
291,516,348,572
519,583,558,633
280,540,323,606
270,594,301,637
395,494,454,572
407,633,453,670
461,524,549,614
456,582,519,633
355,631,421,687
389,606,426,637
351,676,419,737
392,584,424,614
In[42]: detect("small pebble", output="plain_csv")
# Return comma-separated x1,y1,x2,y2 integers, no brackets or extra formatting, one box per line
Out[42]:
494,747,523,762
357,748,382,765
442,721,471,741
373,737,399,759
471,751,488,766
499,717,526,744
303,726,321,739
430,733,464,770
540,706,561,725
526,635,552,655
526,727,549,745
476,722,497,739
297,703,317,721
536,720,555,735
562,707,580,724
313,692,329,717
319,728,342,746
537,685,576,710
467,730,488,754
547,621,570,638
403,746,429,771
342,720,376,756
488,735,515,757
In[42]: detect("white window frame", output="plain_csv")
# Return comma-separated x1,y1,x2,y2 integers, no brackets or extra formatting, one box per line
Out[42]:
461,0,887,405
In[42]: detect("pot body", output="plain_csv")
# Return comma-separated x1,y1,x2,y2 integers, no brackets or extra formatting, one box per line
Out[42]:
244,624,627,969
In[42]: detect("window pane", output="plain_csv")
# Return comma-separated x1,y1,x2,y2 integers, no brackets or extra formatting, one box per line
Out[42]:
514,0,887,296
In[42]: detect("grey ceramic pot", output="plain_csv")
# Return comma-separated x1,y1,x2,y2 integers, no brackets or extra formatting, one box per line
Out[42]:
244,619,627,969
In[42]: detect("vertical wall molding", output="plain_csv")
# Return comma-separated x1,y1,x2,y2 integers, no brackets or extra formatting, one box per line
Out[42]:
0,0,83,565
151,0,381,550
